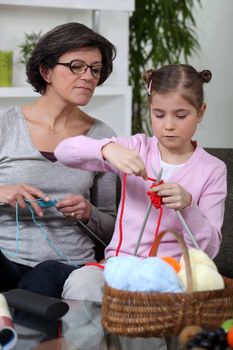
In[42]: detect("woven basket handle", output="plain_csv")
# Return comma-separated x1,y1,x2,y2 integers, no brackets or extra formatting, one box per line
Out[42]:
150,230,193,293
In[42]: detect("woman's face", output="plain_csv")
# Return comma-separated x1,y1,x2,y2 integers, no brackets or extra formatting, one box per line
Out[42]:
150,92,205,154
42,47,102,106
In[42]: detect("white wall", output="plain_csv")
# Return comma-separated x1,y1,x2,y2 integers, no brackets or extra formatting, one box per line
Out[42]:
190,0,233,148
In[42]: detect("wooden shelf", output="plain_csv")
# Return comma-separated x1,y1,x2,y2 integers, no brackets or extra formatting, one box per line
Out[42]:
0,0,135,11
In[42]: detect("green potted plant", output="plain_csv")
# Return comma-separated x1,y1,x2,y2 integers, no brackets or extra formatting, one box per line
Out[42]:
18,30,42,65
129,0,201,134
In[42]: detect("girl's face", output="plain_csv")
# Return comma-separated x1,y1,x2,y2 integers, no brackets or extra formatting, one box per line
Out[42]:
41,47,102,106
150,92,205,154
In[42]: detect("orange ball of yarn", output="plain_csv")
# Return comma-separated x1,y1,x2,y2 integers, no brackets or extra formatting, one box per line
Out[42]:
162,256,180,273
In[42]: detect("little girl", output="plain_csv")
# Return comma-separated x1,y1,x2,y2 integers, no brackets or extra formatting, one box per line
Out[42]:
55,64,227,303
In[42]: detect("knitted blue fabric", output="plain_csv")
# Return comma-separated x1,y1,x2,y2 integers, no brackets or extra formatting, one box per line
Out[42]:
1,199,78,267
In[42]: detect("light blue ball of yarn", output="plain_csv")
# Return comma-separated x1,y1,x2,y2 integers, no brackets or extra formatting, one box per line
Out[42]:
104,256,183,293
128,257,183,292
104,256,141,290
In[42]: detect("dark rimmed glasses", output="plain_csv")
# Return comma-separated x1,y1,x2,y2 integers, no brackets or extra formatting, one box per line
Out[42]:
56,59,102,79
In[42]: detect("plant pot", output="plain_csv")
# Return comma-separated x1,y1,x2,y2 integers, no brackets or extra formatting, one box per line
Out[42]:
0,50,13,87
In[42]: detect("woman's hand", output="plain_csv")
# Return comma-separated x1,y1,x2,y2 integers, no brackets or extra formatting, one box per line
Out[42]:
151,182,192,210
0,184,49,217
102,142,147,179
56,194,92,223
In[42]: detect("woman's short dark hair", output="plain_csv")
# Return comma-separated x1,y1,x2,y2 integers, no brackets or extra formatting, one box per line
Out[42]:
26,22,116,94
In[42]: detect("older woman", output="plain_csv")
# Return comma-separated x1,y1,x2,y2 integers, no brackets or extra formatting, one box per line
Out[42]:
0,22,117,297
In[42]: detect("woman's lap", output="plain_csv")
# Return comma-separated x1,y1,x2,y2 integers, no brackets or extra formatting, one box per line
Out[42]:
18,260,77,298
0,250,77,297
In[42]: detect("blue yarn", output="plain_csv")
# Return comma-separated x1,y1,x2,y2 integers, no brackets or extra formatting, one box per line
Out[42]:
104,256,184,293
104,256,140,290
1,198,79,267
26,198,58,208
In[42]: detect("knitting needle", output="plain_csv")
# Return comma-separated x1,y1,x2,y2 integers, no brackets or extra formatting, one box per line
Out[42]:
77,220,107,247
133,166,162,256
152,168,200,249
175,210,200,249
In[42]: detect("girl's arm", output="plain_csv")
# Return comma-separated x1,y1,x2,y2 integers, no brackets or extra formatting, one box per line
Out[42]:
55,134,147,178
179,166,226,258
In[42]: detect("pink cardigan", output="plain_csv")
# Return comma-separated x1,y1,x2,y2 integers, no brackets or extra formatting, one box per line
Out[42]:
55,134,227,260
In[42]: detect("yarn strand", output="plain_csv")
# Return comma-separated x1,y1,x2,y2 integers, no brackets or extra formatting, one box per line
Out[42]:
117,174,164,257
115,173,127,256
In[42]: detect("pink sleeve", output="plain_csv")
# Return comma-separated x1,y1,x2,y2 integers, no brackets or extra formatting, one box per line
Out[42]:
181,164,226,258
54,133,150,174
54,135,117,173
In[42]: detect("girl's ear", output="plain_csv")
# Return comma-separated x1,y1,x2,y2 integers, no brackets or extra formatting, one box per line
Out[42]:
39,64,51,83
197,103,206,123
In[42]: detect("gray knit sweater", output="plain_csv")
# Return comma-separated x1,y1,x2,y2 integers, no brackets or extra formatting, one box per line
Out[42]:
0,106,117,267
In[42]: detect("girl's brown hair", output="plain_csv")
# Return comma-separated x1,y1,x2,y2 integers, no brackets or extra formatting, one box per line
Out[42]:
143,64,212,110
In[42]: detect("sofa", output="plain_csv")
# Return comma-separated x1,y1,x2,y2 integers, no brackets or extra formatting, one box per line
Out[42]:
206,148,233,279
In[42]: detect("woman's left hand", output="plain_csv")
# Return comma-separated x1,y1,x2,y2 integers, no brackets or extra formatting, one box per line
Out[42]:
151,182,192,210
56,194,92,223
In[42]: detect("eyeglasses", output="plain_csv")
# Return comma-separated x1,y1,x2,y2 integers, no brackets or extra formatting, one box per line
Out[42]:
56,59,102,79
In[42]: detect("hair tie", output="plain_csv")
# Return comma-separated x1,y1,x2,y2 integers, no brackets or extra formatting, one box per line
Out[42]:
147,80,152,95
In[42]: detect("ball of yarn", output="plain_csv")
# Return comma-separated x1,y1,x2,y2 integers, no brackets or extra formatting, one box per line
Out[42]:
162,256,180,273
178,263,224,292
104,256,140,290
180,248,217,271
104,256,184,293
128,257,183,292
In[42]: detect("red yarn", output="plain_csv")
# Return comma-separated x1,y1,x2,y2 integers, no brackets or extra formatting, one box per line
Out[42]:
147,181,164,209
116,175,164,257
86,174,165,266
115,173,127,256
147,181,164,256
85,262,105,269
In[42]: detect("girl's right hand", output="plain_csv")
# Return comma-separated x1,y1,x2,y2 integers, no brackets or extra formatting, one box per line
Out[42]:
0,184,49,217
102,142,147,179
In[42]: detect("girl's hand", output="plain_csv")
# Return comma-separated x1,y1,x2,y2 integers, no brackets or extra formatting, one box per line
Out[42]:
56,194,92,223
0,184,48,217
151,182,192,210
102,142,147,179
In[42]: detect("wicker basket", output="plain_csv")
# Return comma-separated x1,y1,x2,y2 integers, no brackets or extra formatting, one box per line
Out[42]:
101,230,233,338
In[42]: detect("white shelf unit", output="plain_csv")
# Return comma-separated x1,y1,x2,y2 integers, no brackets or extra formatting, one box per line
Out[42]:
0,0,134,136
0,0,134,11
0,86,132,136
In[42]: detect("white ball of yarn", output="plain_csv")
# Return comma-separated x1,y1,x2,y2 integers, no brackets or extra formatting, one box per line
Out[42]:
178,263,224,292
180,248,217,271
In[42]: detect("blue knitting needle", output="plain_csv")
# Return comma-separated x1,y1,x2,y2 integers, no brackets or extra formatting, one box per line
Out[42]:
133,166,163,256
